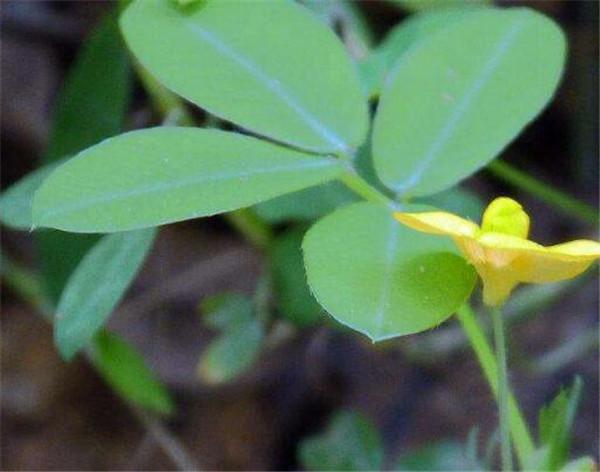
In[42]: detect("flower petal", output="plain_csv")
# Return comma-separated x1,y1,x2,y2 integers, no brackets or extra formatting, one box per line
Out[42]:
477,234,599,283
510,240,598,284
394,211,478,238
516,253,597,284
547,240,600,259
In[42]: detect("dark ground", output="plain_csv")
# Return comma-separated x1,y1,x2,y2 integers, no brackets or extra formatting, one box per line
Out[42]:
1,1,598,470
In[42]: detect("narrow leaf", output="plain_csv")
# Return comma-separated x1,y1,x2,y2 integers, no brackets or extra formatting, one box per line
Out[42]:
45,10,130,163
373,8,566,196
303,202,476,341
538,377,583,470
120,0,367,153
37,9,132,301
55,228,157,360
33,128,344,233
91,330,174,415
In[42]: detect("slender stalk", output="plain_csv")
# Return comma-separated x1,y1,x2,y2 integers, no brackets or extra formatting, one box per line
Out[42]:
225,208,273,250
135,62,195,126
488,160,599,226
457,304,534,468
132,406,201,471
491,305,513,471
339,168,395,209
1,253,53,318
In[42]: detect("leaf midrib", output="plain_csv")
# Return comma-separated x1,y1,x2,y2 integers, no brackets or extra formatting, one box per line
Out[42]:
36,159,340,222
186,21,350,153
394,14,528,193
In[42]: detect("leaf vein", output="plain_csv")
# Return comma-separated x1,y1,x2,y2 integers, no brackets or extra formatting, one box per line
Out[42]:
394,15,527,193
38,159,338,221
186,22,349,153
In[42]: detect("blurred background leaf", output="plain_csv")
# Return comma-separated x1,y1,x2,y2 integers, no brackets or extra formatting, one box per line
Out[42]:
254,182,357,224
55,228,157,360
270,229,323,327
197,294,264,385
535,377,583,471
395,440,478,471
299,411,384,471
91,331,175,416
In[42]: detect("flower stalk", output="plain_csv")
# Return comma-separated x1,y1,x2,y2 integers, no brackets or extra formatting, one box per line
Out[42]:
492,304,513,471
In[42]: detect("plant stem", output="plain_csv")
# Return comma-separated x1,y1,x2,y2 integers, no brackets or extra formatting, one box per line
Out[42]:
488,160,599,226
226,208,273,250
135,62,195,126
339,168,395,209
132,406,201,471
456,304,534,468
491,305,513,471
2,253,53,318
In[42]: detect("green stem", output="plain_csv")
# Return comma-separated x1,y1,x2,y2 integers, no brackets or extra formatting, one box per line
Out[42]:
488,160,599,226
339,168,395,208
1,252,53,319
456,304,534,468
491,305,513,471
226,208,273,250
135,62,195,126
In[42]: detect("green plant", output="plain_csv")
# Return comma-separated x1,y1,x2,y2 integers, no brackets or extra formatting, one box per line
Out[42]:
2,1,598,470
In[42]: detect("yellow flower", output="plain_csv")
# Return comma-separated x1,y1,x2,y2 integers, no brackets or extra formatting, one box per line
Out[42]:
394,197,600,306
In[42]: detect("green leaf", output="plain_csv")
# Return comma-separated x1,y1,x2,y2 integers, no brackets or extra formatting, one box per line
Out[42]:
254,181,357,224
55,228,157,360
537,377,583,470
44,10,130,163
37,9,132,301
0,159,66,230
299,411,384,471
358,8,478,99
270,229,323,327
303,202,476,341
197,294,264,384
33,128,344,233
417,187,484,221
373,8,566,197
120,0,367,154
395,440,476,471
91,330,174,415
